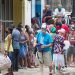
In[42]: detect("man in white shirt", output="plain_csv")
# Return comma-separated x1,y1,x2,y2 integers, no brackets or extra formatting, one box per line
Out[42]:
54,4,66,17
54,4,69,24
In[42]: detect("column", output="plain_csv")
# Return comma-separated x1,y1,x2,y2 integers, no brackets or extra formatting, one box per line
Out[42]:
22,0,31,27
27,1,31,27
22,0,25,26
13,0,22,25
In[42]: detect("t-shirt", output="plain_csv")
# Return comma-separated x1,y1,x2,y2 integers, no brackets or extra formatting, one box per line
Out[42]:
43,9,52,18
54,8,66,17
12,28,21,49
62,24,70,40
62,24,69,33
36,31,53,52
53,34,64,54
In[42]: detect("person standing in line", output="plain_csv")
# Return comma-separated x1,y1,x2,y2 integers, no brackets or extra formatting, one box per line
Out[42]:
19,29,28,69
12,25,21,71
4,27,13,75
34,23,53,75
25,25,33,68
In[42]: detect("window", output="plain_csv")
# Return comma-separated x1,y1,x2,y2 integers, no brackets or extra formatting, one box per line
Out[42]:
0,0,13,41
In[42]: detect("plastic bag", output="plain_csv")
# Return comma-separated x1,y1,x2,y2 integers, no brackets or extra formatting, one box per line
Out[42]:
0,53,11,70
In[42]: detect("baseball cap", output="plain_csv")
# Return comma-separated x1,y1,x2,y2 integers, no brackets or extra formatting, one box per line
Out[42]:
41,23,46,29
58,28,65,33
51,27,56,33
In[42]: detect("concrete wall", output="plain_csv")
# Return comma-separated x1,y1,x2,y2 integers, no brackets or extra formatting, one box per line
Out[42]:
22,0,31,27
13,0,22,25
41,0,45,18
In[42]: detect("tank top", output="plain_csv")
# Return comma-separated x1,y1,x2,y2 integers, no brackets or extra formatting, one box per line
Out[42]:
20,33,26,44
4,34,13,52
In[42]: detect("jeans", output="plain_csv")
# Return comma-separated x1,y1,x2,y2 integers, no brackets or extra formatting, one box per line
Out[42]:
8,52,14,67
13,49,19,71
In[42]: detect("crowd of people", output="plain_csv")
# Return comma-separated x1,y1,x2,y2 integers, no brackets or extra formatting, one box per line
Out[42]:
1,4,75,75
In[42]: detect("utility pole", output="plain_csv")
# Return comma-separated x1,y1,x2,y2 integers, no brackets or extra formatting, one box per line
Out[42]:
71,0,75,20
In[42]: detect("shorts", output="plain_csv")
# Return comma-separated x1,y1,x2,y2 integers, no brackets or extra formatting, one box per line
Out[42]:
53,54,65,67
37,51,52,66
68,46,75,56
19,44,28,58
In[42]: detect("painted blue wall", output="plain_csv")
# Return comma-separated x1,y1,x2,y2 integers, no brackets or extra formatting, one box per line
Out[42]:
35,0,41,26
31,0,44,25
31,0,35,18
35,0,41,16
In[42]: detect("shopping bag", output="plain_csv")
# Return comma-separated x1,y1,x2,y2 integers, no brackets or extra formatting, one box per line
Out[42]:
0,53,11,70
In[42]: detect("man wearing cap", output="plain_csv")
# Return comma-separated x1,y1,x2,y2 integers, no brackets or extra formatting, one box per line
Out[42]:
35,23,53,75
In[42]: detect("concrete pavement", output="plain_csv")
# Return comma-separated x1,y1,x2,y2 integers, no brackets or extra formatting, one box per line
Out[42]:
14,67,75,75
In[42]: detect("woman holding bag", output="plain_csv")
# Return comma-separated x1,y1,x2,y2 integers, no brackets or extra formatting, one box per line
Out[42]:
4,27,13,75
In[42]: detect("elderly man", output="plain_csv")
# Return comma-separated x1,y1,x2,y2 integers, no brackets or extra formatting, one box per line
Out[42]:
54,4,68,24
35,23,53,75
54,4,66,17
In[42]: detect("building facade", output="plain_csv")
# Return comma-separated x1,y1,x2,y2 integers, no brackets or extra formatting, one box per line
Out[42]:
0,0,32,42
45,0,72,11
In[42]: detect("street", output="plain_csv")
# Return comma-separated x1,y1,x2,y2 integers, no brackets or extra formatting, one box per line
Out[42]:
14,66,75,75
0,0,75,75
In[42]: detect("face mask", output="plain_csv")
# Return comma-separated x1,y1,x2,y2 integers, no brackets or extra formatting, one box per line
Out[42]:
58,7,62,12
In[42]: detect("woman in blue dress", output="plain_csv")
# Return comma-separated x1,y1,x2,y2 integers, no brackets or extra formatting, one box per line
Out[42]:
19,29,28,68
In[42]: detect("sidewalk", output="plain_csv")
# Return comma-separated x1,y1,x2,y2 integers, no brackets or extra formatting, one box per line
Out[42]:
14,67,75,75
